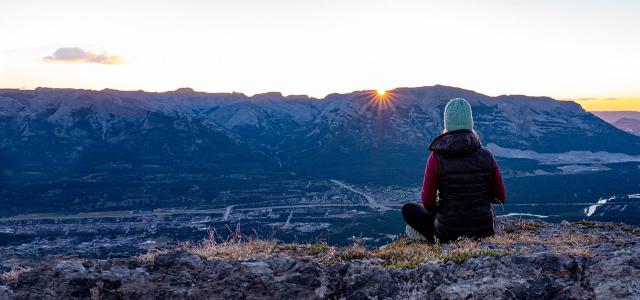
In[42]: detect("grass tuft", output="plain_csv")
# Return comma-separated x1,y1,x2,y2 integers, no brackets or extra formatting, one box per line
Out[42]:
181,226,278,261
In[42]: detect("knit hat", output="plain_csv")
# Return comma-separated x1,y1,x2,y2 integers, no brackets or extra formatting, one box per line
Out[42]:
444,98,474,131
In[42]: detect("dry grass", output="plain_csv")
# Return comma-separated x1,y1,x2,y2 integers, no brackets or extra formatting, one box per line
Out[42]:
189,239,278,260
486,231,606,256
321,237,510,268
0,266,32,284
180,226,278,261
486,233,542,246
439,238,507,263
546,233,601,256
622,227,640,235
575,220,640,235
553,244,594,256
502,220,542,233
372,238,442,268
488,231,604,246
177,222,615,269
178,226,511,269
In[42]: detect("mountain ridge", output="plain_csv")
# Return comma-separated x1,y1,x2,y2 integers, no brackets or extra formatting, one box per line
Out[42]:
2,85,640,213
0,84,587,106
2,84,639,176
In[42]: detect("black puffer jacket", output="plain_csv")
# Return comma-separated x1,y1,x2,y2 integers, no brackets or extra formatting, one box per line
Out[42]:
428,129,496,237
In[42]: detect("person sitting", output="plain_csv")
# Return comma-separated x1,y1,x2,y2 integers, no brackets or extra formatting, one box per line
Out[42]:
402,98,506,243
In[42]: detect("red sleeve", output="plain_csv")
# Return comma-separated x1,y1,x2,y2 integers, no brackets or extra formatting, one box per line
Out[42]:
421,152,439,213
491,158,506,203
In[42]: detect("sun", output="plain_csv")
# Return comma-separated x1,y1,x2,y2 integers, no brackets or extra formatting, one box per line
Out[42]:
376,89,386,96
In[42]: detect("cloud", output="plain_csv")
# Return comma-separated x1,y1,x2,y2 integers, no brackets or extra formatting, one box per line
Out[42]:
43,47,123,65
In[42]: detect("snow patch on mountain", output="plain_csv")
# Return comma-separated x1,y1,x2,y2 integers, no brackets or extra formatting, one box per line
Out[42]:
585,196,615,217
487,143,640,164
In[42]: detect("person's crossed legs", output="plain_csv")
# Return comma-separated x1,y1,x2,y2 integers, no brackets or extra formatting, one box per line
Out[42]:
401,203,436,242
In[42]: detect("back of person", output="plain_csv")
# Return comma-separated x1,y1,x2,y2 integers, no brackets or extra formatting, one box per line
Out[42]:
429,128,496,240
402,98,506,243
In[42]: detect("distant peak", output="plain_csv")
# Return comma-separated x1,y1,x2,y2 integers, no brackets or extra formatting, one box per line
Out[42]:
173,87,195,93
285,94,311,100
252,92,284,99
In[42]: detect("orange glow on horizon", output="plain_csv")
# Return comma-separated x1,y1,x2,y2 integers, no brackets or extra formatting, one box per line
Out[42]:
574,98,640,111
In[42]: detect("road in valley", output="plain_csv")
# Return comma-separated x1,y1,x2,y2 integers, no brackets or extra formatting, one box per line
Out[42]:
329,179,379,206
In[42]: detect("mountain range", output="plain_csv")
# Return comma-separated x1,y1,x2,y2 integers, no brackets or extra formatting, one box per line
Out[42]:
612,118,640,136
592,111,640,136
1,85,639,214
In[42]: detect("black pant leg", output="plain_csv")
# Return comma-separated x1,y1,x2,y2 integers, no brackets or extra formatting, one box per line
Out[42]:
401,203,436,242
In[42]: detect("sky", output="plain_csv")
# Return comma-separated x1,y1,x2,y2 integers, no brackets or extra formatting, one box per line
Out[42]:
1,0,639,111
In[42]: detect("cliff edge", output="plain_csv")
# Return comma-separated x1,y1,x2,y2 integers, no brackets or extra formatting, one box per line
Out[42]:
1,218,639,299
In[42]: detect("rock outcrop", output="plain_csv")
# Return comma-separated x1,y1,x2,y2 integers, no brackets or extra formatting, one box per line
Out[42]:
1,219,639,299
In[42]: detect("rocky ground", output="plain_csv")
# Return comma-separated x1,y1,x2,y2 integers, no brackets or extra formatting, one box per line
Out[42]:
1,218,639,299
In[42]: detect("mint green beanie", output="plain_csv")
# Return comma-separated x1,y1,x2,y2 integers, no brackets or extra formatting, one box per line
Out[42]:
444,98,474,131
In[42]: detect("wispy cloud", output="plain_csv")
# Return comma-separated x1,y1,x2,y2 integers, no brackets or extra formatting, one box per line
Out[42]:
43,47,123,65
